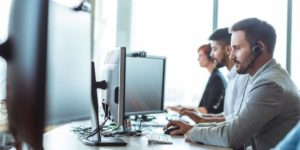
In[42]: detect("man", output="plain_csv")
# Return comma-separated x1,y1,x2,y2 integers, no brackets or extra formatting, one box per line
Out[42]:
179,28,249,123
165,18,300,149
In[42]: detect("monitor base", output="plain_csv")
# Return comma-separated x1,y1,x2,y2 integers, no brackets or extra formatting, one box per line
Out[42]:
82,136,127,146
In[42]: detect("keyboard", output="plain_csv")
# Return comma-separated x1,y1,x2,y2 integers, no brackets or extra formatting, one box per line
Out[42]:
131,122,165,128
146,132,172,144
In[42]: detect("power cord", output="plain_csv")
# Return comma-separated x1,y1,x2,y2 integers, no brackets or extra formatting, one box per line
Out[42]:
85,117,109,138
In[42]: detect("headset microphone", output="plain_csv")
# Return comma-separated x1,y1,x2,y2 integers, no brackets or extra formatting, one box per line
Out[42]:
241,42,262,74
241,54,258,74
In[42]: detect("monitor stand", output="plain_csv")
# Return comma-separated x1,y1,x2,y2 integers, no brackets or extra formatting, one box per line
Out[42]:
82,135,126,146
81,62,127,146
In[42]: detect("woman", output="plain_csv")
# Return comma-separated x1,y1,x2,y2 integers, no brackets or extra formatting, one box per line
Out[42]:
170,44,227,114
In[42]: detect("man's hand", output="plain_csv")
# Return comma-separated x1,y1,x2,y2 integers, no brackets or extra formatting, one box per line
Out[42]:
180,107,196,113
179,110,204,123
168,105,196,113
164,120,193,135
168,105,184,113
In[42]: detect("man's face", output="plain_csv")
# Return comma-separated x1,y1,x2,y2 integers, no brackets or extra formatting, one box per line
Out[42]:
210,41,227,68
230,31,252,74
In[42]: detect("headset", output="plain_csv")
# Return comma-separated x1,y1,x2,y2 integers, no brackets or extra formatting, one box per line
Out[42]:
207,53,214,61
207,44,214,61
252,19,264,57
252,41,263,57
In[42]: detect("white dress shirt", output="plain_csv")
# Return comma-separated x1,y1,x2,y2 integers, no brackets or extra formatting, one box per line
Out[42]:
0,57,6,101
223,66,249,121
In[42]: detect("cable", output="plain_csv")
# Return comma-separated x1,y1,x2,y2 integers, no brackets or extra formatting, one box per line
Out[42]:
71,126,92,140
86,117,109,138
88,117,108,137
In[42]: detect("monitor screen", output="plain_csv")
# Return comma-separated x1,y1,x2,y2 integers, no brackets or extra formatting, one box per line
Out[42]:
124,56,166,116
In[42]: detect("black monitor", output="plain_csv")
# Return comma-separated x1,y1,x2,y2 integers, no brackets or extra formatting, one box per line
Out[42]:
124,56,166,117
0,0,126,148
0,0,49,149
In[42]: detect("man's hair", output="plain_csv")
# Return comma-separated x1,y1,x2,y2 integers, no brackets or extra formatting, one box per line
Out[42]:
209,27,231,48
230,18,277,55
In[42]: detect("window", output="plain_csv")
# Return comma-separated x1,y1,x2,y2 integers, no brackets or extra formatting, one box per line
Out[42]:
291,0,300,88
0,0,12,42
218,0,287,69
0,0,11,101
130,0,213,106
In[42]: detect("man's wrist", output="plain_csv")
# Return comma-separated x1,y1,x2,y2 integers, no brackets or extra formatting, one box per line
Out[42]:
184,125,194,140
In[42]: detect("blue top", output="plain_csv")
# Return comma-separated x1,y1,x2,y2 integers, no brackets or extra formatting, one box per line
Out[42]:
274,121,300,150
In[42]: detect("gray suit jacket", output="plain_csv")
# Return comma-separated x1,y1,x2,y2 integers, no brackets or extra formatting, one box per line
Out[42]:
186,59,300,150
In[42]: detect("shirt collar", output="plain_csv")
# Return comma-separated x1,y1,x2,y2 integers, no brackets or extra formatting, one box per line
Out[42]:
227,66,237,80
249,58,277,83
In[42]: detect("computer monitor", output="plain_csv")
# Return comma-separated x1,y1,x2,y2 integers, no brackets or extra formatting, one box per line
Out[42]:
80,47,127,146
124,56,166,117
47,2,126,146
101,47,126,126
1,0,126,148
0,0,49,149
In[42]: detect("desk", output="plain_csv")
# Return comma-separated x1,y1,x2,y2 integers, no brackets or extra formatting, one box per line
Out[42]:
43,121,232,150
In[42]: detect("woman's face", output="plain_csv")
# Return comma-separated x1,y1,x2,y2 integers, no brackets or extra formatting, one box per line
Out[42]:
197,50,211,68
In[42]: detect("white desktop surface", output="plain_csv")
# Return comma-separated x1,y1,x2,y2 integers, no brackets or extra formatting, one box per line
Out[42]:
43,120,232,150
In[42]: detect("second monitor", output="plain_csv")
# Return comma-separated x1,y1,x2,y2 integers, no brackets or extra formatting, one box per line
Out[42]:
124,56,166,117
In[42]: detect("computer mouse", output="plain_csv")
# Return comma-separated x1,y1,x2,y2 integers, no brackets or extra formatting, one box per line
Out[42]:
163,126,180,135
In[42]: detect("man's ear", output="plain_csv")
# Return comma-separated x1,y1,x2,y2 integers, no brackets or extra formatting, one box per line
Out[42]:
256,41,265,51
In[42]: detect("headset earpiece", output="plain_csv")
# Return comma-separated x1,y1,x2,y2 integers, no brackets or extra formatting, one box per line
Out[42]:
252,42,262,57
207,54,213,61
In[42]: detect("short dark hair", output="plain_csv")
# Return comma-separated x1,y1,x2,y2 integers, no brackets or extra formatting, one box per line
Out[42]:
209,27,231,48
230,18,276,55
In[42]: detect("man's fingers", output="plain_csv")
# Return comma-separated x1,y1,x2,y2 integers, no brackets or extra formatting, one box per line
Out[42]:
164,120,180,129
170,128,182,135
164,121,172,130
180,110,193,116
